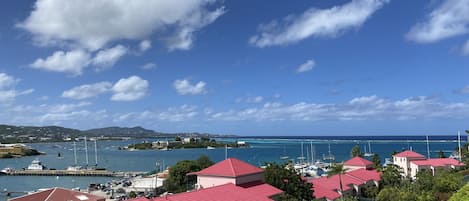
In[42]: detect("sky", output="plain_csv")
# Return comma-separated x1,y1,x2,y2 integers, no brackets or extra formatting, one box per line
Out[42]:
0,0,469,136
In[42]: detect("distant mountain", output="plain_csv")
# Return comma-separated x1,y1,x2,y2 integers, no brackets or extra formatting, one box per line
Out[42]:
0,124,81,137
85,126,159,136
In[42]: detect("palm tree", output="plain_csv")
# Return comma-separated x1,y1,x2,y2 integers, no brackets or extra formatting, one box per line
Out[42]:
328,163,348,200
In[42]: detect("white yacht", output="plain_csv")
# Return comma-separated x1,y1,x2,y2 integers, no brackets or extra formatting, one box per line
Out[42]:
27,159,46,170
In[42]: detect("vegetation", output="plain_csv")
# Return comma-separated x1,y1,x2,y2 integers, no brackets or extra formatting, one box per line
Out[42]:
164,155,214,193
350,145,363,157
264,162,314,201
438,150,446,158
449,184,469,201
127,138,244,150
372,153,382,170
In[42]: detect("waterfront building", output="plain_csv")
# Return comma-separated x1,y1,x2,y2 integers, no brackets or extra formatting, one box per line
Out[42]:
343,156,374,172
129,157,283,201
310,157,381,201
393,150,465,178
8,187,105,201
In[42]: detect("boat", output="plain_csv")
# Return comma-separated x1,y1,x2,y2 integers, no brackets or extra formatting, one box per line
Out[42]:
280,145,289,160
27,159,47,170
1,167,14,175
57,152,64,159
363,141,374,157
323,144,335,162
207,146,215,150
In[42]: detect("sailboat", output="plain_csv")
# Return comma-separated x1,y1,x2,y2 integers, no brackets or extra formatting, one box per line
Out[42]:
363,141,374,157
450,131,462,161
280,145,289,160
323,144,335,162
67,141,82,171
57,152,64,159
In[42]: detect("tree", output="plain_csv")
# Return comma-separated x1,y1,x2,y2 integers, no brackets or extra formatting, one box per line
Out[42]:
350,145,362,157
415,170,434,192
128,191,137,198
175,136,181,141
449,184,469,201
264,162,314,201
380,164,403,187
328,164,348,200
372,153,382,170
164,156,214,193
438,150,446,158
361,185,379,198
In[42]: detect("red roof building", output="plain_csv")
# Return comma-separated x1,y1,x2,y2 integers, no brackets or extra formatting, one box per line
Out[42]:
8,187,105,201
393,150,465,178
128,158,283,201
343,157,374,171
310,169,382,201
189,158,266,188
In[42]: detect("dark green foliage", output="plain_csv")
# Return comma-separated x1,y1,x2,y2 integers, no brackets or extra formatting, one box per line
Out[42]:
350,145,363,157
372,153,382,170
362,185,379,198
380,164,403,187
164,156,214,193
438,150,446,158
128,191,137,198
174,136,181,141
449,184,469,201
127,142,153,150
264,163,314,201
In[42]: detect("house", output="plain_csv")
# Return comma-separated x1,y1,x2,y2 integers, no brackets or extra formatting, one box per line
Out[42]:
393,150,465,178
128,158,283,201
310,157,381,201
343,156,374,172
8,187,105,201
188,157,265,188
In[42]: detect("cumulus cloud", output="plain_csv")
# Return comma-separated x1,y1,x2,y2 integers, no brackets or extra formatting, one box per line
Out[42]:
114,105,198,122
18,0,225,51
173,79,207,95
30,49,91,76
407,0,469,43
91,45,128,70
0,73,34,103
296,59,315,73
139,40,152,52
249,0,389,47
140,62,157,70
453,85,469,94
62,82,112,99
236,96,264,103
210,95,469,121
111,76,149,101
463,40,469,55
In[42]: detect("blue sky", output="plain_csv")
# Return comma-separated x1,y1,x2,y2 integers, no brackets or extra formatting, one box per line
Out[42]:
0,0,469,136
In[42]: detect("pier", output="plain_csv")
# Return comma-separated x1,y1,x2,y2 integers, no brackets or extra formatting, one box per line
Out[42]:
4,170,146,177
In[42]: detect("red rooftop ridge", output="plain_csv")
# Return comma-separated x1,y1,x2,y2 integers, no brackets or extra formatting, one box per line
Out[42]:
189,157,264,177
394,150,425,158
344,156,373,166
411,158,465,167
9,187,105,201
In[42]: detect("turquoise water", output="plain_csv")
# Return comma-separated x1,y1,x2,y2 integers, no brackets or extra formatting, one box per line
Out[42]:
0,137,465,200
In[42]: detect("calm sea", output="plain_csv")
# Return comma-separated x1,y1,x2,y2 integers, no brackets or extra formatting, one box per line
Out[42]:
0,135,467,200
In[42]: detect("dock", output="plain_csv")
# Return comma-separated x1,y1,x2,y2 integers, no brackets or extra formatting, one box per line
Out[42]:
4,170,146,177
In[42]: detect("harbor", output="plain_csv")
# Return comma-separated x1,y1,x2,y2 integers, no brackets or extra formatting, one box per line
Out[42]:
2,169,145,177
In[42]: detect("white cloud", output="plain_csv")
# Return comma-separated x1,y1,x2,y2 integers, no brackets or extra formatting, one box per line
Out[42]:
139,40,152,52
407,0,469,43
296,59,315,73
18,0,225,51
237,96,264,103
0,73,34,103
30,49,91,76
62,82,112,99
173,79,207,95
249,0,389,47
210,95,469,122
91,45,128,70
454,85,469,94
141,62,157,70
114,105,198,122
111,76,149,101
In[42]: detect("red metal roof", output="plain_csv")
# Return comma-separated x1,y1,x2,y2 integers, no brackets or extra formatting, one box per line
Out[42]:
189,158,264,177
411,158,465,167
310,168,381,200
394,150,425,158
150,183,281,201
239,181,283,198
9,187,105,201
344,157,373,166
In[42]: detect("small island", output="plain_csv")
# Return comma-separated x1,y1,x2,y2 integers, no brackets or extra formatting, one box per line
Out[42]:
122,137,248,151
0,143,42,158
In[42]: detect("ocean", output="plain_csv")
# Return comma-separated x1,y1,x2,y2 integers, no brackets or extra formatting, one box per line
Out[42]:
0,135,467,200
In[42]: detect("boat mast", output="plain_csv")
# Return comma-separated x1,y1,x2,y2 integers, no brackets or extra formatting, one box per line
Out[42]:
458,130,462,162
368,141,372,153
73,141,77,165
301,141,304,163
225,144,228,160
310,141,314,164
426,134,430,158
84,136,89,166
94,139,98,166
